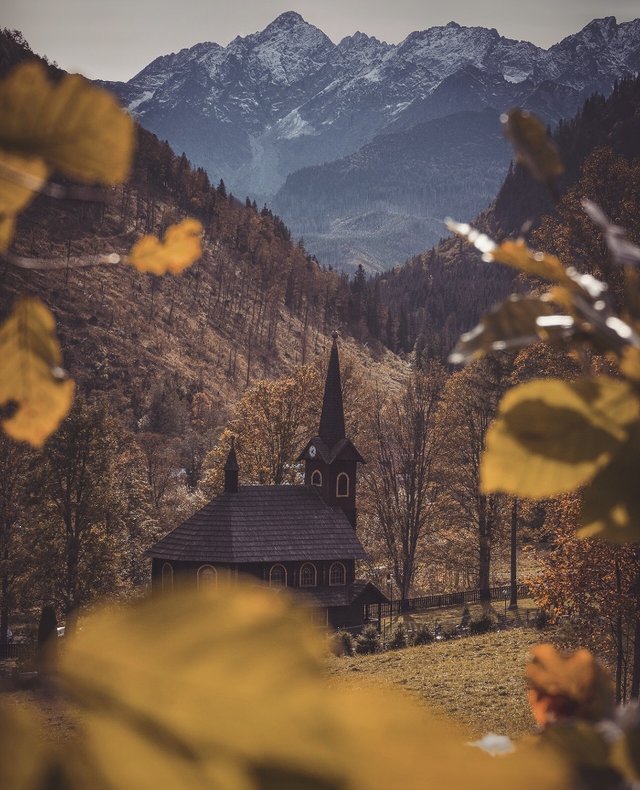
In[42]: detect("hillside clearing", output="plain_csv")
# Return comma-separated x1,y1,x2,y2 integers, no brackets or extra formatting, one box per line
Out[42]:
326,628,555,739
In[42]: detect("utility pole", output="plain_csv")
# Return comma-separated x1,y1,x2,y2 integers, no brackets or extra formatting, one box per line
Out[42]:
509,499,518,609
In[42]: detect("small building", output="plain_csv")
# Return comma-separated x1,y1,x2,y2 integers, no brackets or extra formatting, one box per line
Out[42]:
149,333,387,629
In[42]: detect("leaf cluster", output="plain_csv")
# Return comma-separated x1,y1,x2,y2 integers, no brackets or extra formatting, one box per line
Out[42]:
0,62,203,446
449,109,640,543
0,583,572,789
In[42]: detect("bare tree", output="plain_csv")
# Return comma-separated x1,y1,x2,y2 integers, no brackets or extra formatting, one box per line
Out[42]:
363,362,446,605
0,435,31,644
437,358,507,601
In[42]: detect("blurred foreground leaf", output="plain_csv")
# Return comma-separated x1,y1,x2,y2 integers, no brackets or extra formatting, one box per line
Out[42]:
526,644,614,724
0,61,133,252
0,61,133,185
579,423,640,542
501,109,564,190
582,199,640,268
129,219,203,275
0,298,75,446
449,294,567,364
0,151,49,213
481,377,639,498
0,700,49,790
54,583,569,789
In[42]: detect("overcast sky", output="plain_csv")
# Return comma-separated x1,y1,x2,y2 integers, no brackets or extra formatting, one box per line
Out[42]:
3,0,639,82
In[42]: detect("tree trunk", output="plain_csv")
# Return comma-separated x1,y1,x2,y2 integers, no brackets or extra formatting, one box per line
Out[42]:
615,558,624,703
479,502,491,602
0,538,8,646
630,554,640,699
631,615,640,700
509,499,518,609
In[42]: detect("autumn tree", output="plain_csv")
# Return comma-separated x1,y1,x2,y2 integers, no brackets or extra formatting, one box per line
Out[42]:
437,357,509,600
24,398,131,618
532,495,640,703
0,433,31,644
362,362,446,604
201,366,321,494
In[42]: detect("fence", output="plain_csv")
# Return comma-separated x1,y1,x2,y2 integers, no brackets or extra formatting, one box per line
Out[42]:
365,583,530,621
0,642,34,661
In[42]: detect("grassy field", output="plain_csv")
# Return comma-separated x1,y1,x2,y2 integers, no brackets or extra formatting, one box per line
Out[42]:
326,627,554,740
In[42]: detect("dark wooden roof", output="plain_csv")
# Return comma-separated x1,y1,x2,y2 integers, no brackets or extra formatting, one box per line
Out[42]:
299,580,389,608
149,485,367,563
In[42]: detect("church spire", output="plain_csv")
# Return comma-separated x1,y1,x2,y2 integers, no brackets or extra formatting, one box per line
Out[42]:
318,332,346,450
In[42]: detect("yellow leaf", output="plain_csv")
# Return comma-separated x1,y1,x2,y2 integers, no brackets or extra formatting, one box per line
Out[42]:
0,150,49,215
489,240,572,286
481,377,638,498
0,61,133,184
539,722,621,787
129,219,203,274
526,644,614,724
0,699,50,790
449,294,562,365
0,298,75,446
579,423,640,542
619,346,640,383
502,109,564,188
58,582,569,790
0,214,16,252
611,720,640,784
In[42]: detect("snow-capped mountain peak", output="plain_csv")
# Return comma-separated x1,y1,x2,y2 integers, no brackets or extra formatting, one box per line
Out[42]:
106,13,640,202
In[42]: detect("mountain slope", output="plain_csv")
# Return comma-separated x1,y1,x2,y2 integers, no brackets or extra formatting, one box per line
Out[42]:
0,31,404,439
103,14,640,270
367,75,640,357
272,108,510,272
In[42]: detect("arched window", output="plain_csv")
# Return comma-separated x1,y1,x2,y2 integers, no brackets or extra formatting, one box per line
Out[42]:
269,564,287,588
299,563,317,587
329,562,346,586
161,562,173,592
197,565,217,590
336,472,349,497
310,470,322,487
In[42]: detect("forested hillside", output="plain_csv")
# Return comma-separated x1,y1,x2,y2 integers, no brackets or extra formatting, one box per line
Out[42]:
0,29,403,421
272,108,510,273
363,75,640,358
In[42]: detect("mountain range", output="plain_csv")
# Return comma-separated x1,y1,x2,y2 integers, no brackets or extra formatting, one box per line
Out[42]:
97,13,640,272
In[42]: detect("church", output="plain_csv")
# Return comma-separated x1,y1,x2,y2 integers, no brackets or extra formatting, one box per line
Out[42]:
149,334,388,629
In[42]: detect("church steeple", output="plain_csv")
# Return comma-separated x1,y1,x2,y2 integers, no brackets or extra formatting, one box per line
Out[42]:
297,333,364,530
318,332,346,450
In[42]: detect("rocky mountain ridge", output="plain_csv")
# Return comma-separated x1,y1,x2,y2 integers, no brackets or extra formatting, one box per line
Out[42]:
100,13,640,270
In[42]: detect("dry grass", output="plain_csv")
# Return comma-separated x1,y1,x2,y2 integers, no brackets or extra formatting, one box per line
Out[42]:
326,627,557,740
1,687,78,742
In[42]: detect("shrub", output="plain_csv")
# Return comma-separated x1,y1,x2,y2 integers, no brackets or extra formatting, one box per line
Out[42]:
355,624,381,655
388,624,408,650
412,624,433,646
534,609,550,630
469,614,495,635
332,630,355,657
